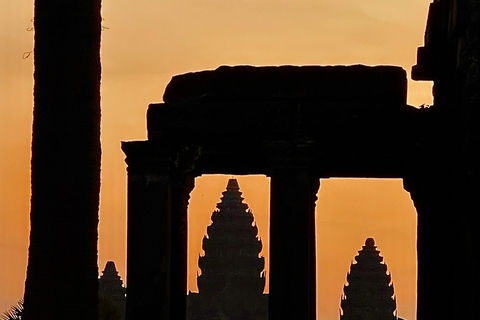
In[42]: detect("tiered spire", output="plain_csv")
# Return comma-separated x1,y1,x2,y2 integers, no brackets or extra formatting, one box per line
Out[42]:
191,178,267,320
340,238,397,320
197,178,265,296
98,261,126,320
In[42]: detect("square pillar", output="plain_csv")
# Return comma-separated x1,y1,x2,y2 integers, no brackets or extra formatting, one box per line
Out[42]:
122,141,194,320
404,173,472,320
170,173,195,320
267,141,319,320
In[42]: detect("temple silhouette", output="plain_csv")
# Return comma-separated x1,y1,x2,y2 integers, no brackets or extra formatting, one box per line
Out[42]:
22,0,480,319
98,261,126,320
120,1,480,319
340,238,403,320
187,178,268,320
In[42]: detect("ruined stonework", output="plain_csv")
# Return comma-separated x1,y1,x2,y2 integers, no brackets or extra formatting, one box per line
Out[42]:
340,238,397,320
123,64,407,320
122,1,480,319
408,1,480,319
187,179,267,320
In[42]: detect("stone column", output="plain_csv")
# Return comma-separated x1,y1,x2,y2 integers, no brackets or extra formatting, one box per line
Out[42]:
267,141,319,320
404,172,468,320
122,141,195,320
170,174,195,320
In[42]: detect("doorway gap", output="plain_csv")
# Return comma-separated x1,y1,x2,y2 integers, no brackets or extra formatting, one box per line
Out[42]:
316,178,417,320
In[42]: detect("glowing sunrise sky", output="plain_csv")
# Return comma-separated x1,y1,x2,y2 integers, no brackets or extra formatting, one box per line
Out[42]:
1,0,433,319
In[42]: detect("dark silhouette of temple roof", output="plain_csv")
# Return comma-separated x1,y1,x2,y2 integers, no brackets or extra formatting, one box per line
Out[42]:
98,261,126,320
340,238,399,320
188,178,267,320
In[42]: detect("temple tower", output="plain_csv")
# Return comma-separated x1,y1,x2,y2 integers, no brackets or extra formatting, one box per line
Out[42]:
340,238,397,320
98,261,126,320
188,178,268,320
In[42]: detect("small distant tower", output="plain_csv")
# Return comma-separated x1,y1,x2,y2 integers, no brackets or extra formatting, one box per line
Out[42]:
340,238,397,320
99,261,126,320
188,178,267,320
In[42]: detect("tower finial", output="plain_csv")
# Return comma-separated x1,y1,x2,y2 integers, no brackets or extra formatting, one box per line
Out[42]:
226,178,240,191
365,237,375,247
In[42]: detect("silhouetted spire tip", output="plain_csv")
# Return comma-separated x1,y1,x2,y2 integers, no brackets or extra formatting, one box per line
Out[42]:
102,260,118,273
365,237,375,247
226,178,240,191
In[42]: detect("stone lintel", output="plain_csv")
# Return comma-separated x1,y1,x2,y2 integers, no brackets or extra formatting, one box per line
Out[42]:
149,65,407,143
162,65,406,105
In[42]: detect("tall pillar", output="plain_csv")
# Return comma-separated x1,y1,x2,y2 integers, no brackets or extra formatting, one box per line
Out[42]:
122,141,194,320
409,184,452,320
404,173,469,320
267,141,319,320
170,174,195,320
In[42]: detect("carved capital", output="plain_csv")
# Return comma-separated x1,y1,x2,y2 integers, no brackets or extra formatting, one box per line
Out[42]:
122,141,201,177
122,141,175,175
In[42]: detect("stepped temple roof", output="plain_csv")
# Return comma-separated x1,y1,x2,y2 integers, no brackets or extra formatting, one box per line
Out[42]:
341,238,397,320
188,178,267,320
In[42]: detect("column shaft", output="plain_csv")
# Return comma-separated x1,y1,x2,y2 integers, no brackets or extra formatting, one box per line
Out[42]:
126,171,171,320
123,142,194,320
269,170,319,320
405,175,471,320
170,175,195,320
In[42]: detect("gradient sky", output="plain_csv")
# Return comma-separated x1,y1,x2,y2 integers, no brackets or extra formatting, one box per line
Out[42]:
1,0,433,318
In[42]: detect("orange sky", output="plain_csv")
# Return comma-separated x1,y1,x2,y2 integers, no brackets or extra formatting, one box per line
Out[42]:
0,0,432,318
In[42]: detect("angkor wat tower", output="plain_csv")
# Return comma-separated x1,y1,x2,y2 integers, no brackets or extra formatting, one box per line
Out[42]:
340,238,398,320
187,178,268,320
98,261,126,320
